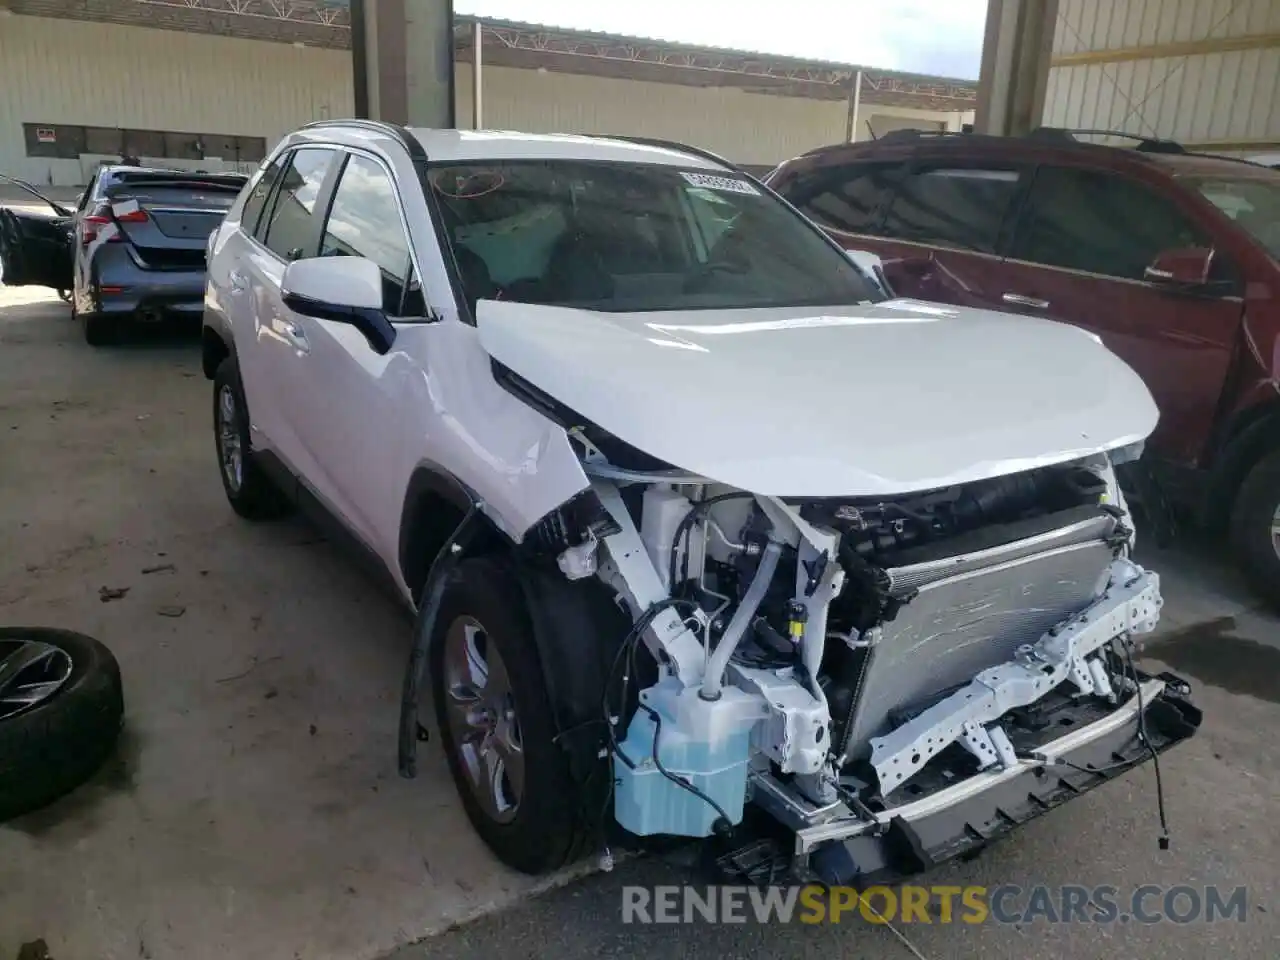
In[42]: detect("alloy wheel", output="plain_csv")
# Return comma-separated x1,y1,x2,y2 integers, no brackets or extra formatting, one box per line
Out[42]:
217,383,243,493
0,638,74,721
441,615,525,824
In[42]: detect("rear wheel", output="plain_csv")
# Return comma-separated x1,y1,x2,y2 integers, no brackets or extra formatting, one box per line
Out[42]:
212,357,291,521
1229,449,1280,611
429,557,592,874
80,309,117,346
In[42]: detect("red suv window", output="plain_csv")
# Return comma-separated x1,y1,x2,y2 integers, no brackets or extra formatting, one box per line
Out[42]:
1009,166,1209,281
786,162,901,236
880,164,1024,253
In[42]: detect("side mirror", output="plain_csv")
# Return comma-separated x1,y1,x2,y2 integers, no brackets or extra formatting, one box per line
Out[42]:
280,256,397,355
1144,247,1214,287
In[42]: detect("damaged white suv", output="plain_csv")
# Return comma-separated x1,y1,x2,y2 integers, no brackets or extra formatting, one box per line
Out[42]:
202,120,1201,881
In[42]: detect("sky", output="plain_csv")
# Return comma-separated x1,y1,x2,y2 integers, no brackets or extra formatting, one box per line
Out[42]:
453,0,990,80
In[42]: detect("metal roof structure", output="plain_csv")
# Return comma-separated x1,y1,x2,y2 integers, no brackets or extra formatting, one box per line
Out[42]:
6,0,978,111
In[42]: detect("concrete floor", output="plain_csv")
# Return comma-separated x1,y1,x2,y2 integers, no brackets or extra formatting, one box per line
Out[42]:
0,289,588,960
2,284,1279,960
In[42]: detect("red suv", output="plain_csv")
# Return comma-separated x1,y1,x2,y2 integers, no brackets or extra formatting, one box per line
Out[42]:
768,128,1280,606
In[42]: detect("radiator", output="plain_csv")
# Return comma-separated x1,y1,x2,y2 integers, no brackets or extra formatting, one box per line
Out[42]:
839,514,1118,764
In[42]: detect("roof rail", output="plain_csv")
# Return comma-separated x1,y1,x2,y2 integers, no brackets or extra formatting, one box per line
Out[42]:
877,128,971,143
604,135,740,172
298,117,428,161
1026,126,1186,154
300,118,400,137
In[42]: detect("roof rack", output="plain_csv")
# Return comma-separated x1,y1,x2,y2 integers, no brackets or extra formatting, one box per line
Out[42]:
298,118,428,161
877,129,971,143
1026,127,1186,154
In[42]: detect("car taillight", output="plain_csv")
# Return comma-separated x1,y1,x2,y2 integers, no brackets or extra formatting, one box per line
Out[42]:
82,205,146,243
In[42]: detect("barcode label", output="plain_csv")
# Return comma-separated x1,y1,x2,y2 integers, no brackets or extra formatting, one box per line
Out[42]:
680,171,760,195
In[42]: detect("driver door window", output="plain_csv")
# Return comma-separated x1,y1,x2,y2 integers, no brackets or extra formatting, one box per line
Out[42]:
1010,166,1211,281
320,153,425,317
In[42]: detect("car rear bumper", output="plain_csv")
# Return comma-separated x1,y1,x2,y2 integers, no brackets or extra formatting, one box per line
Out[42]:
719,672,1201,887
88,243,206,316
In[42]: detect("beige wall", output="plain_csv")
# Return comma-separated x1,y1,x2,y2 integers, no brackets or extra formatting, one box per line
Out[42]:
455,64,967,166
0,15,352,184
0,14,965,185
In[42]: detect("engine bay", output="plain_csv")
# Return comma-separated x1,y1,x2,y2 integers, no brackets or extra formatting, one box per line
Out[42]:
521,441,1171,854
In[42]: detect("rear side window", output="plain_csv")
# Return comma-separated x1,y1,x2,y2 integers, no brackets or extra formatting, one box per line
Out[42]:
1011,166,1209,281
319,153,425,317
258,147,335,261
788,162,901,235
881,166,1022,252
240,154,288,236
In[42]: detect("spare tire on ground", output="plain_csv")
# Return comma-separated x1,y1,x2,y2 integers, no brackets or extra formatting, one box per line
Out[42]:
0,627,124,822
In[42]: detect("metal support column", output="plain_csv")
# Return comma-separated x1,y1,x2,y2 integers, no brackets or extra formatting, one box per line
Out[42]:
844,69,862,142
351,0,455,128
974,0,1058,137
472,20,483,130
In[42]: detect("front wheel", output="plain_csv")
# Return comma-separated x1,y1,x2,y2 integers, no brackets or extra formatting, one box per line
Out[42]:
1229,449,1280,612
429,557,593,874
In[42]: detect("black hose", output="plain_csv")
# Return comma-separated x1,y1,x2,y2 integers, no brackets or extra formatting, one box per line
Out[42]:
1124,639,1171,849
600,597,691,769
667,492,755,593
397,503,480,779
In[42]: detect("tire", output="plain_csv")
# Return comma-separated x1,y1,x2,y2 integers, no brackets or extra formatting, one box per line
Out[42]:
429,556,591,874
1229,449,1280,612
0,628,124,822
81,310,117,346
212,356,292,521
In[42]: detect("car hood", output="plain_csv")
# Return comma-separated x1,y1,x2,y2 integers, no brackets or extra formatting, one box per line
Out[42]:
474,298,1159,497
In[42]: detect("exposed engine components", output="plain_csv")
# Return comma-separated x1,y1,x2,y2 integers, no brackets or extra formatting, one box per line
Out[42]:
583,453,1158,845
801,462,1109,562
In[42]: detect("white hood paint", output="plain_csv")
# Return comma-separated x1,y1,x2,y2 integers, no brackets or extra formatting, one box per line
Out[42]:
475,298,1159,497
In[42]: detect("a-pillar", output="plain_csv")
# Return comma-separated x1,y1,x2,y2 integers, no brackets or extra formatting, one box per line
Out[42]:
974,0,1058,136
351,0,456,128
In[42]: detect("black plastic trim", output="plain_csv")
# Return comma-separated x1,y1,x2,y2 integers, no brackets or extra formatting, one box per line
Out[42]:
824,679,1199,886
397,463,481,601
281,291,397,354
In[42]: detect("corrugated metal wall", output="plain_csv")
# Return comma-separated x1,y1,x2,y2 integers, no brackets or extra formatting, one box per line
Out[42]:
0,15,353,184
1045,0,1280,153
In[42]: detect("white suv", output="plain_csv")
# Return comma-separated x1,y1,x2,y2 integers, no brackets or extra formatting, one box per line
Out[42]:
202,120,1199,880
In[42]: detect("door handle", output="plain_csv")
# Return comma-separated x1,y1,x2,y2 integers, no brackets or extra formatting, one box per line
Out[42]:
1002,292,1050,310
281,318,310,352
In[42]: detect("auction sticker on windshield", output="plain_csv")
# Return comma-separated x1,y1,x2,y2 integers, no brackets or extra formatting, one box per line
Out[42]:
680,171,760,195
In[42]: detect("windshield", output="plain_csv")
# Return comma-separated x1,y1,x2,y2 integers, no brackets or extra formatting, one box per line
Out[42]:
1183,173,1280,259
426,159,882,313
